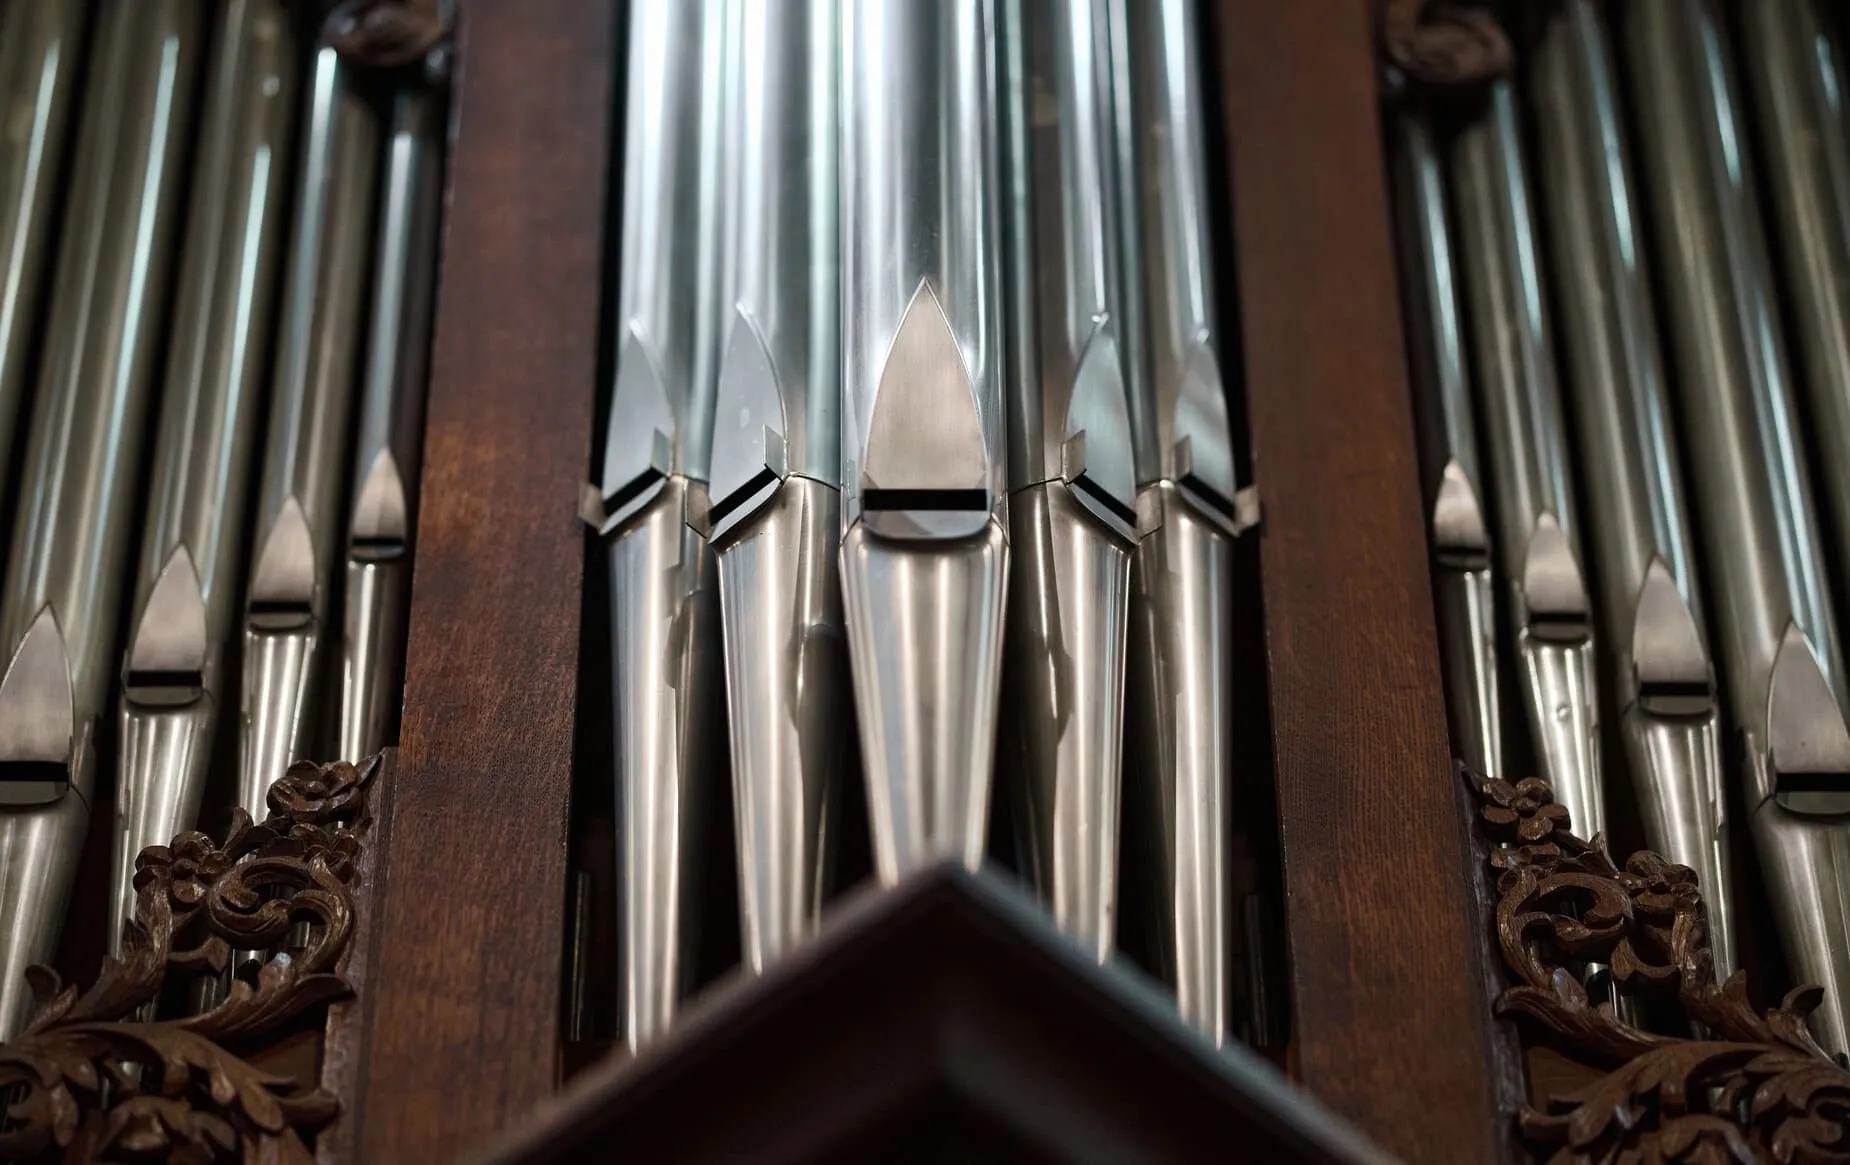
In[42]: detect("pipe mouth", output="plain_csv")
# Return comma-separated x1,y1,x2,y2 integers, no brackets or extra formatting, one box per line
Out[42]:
350,533,409,564
1637,676,1713,719
124,666,207,709
1774,770,1850,817
708,465,782,530
249,597,315,633
0,759,69,806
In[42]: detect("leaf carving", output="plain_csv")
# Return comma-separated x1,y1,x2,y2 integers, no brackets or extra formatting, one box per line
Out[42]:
1461,760,1850,1162
0,756,379,1164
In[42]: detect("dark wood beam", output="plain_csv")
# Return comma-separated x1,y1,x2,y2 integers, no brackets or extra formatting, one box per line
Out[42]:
340,1,612,1158
1213,1,1517,1159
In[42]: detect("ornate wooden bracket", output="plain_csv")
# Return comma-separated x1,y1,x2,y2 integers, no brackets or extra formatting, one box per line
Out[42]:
0,756,380,1165
1381,0,1513,90
325,0,452,73
1463,763,1850,1163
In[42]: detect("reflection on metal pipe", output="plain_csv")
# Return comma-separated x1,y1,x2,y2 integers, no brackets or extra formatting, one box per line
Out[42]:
0,0,87,496
114,0,298,958
339,82,444,763
1742,2,1850,631
0,0,203,1039
587,0,727,1050
998,0,1136,963
239,40,379,823
708,0,845,974
1449,81,1606,843
1625,0,1850,1053
1387,104,1502,783
1530,0,1733,975
1114,0,1253,1045
840,0,1009,883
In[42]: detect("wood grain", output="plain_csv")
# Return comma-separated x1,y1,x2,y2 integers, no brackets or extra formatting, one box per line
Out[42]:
1212,1,1513,1159
341,0,612,1158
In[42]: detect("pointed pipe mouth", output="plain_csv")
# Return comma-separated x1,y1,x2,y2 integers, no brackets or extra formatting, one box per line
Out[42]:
1637,676,1714,719
249,598,315,633
708,465,782,529
123,667,207,709
1527,608,1592,645
1070,471,1137,528
862,487,990,513
0,759,70,805
350,532,409,563
1775,769,1850,816
595,466,670,535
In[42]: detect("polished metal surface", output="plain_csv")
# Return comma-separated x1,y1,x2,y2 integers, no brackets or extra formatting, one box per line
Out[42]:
340,85,443,763
602,0,726,524
604,478,725,1049
1124,482,1233,1042
113,0,299,956
996,0,1136,960
708,0,844,972
597,0,728,1050
707,0,838,530
0,0,203,1038
715,478,845,972
1003,484,1130,959
1626,0,1850,1053
1450,80,1606,841
1741,1,1850,627
1115,0,1234,511
1530,0,1732,971
840,0,1010,880
1387,108,1502,780
842,519,1008,879
240,41,379,819
0,0,87,498
1112,0,1247,1043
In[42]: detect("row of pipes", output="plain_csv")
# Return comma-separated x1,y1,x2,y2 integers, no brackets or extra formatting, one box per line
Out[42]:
1394,0,1850,1053
591,0,1255,1052
0,0,444,1039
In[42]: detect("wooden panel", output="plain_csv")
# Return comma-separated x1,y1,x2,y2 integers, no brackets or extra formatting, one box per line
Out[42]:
342,1,613,1159
1212,1,1514,1160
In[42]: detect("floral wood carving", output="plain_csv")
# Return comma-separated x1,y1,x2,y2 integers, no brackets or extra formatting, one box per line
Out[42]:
1382,0,1513,90
325,0,451,72
1464,763,1850,1164
0,756,380,1165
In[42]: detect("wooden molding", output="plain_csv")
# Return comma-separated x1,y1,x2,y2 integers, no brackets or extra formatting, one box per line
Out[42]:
466,864,1394,1165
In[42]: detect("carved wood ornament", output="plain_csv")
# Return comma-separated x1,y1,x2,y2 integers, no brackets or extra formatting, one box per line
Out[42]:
324,0,451,71
0,757,379,1165
1382,0,1513,88
1465,764,1850,1164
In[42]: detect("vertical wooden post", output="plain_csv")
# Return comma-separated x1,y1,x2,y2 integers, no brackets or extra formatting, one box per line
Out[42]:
1213,1,1516,1160
342,1,612,1158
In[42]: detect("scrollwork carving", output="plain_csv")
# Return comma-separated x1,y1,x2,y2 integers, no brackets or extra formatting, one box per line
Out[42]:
0,756,380,1165
324,0,450,74
1382,0,1513,91
1465,764,1850,1163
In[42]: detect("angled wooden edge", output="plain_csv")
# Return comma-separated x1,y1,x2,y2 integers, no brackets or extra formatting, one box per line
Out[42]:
1212,0,1517,1160
465,864,1397,1165
340,0,613,1159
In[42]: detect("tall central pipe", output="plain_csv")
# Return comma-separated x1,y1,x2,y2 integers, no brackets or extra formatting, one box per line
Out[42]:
840,0,1010,883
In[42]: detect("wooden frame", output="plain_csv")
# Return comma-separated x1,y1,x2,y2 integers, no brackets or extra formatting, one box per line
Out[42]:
321,0,1515,1160
332,1,615,1159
